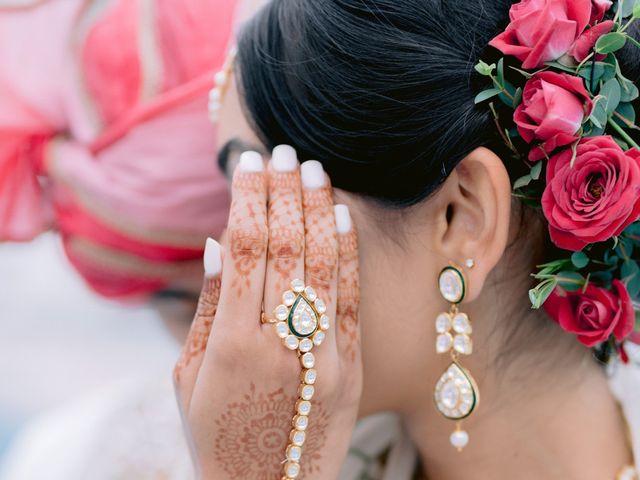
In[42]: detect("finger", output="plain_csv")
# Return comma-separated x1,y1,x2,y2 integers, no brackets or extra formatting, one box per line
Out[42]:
213,151,268,330
334,205,361,365
263,146,306,332
174,237,222,412
301,161,339,350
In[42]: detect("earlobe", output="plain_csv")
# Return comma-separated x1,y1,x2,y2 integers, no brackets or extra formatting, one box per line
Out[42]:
437,147,511,302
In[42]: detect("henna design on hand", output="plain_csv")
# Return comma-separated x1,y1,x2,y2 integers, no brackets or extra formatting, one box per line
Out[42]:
337,229,360,363
302,185,338,302
214,383,328,479
174,276,221,382
228,172,268,295
268,171,304,292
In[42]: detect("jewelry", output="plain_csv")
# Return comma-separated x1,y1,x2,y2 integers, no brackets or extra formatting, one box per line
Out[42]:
433,263,479,452
270,278,330,479
208,47,237,122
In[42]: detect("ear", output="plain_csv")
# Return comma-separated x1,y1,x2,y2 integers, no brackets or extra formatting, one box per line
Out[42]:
432,147,512,302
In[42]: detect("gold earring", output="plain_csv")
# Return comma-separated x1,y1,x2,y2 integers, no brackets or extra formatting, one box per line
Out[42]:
434,263,479,452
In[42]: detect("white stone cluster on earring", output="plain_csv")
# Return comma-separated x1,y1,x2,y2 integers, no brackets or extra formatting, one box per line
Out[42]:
208,47,237,122
433,263,479,452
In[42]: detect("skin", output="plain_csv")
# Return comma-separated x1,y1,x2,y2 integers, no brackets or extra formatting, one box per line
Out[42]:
174,150,362,479
173,61,637,479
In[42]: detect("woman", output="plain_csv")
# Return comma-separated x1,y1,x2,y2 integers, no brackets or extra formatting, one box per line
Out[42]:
176,0,640,479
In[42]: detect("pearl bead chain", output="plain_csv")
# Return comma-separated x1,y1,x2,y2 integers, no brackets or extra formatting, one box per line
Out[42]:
208,47,236,122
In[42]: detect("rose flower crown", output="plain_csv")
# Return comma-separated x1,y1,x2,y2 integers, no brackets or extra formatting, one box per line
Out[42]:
475,0,640,363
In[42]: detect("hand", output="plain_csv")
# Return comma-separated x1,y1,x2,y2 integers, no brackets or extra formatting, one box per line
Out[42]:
173,145,362,480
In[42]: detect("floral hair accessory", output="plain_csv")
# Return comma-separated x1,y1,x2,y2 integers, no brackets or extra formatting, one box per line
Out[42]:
476,0,640,363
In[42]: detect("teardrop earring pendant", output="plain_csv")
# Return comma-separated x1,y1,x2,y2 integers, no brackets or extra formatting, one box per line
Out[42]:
434,264,479,452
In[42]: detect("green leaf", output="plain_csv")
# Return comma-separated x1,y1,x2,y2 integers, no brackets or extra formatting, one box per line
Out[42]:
557,271,586,292
619,0,639,18
619,77,639,102
571,251,590,269
579,62,617,89
634,1,640,18
509,66,533,79
614,137,630,149
600,78,622,115
595,33,627,54
513,173,532,190
529,278,557,309
474,87,501,104
545,61,578,74
474,60,496,77
613,102,637,129
589,96,608,128
498,80,517,107
497,58,505,86
530,161,542,180
622,260,640,297
512,87,523,108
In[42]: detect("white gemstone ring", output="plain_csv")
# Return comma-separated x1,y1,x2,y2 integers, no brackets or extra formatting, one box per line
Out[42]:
262,278,329,351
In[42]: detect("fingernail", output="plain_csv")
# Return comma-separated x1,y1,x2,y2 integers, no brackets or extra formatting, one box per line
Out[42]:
300,160,326,189
204,237,222,277
238,151,264,172
272,145,298,172
334,204,352,233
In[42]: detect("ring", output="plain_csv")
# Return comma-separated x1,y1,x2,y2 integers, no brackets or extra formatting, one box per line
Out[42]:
268,278,331,479
270,278,330,351
260,312,277,325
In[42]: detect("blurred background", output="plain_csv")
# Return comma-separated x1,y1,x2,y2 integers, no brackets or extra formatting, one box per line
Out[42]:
0,233,179,464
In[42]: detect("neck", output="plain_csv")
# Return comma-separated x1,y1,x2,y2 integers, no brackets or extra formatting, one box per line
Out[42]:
405,353,633,480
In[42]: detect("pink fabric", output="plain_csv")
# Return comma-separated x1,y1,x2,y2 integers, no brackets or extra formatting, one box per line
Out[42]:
0,0,236,298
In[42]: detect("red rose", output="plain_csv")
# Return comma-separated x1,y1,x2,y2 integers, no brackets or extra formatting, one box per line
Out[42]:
569,20,615,62
590,0,613,22
489,0,592,69
541,136,640,251
514,71,592,161
544,280,635,347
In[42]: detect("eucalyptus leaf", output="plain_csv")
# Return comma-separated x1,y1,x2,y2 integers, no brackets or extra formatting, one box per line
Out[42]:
571,251,590,269
589,96,608,128
634,1,640,17
530,160,542,180
595,33,627,54
557,271,586,292
474,87,501,104
497,58,505,86
613,138,630,149
613,102,637,129
600,78,622,116
512,87,523,108
513,173,533,190
619,0,639,18
619,77,639,102
622,261,640,297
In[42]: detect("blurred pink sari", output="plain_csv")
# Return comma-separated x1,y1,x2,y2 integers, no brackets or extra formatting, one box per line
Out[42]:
0,0,236,297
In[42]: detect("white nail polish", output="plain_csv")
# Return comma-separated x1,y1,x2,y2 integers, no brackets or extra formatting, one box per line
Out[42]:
238,151,264,172
334,204,352,234
272,145,298,172
204,237,222,277
300,160,326,189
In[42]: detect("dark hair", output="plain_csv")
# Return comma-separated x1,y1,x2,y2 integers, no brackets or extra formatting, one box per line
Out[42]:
237,0,640,210
237,0,518,207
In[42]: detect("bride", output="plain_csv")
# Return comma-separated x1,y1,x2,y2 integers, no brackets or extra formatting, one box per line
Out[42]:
177,0,640,479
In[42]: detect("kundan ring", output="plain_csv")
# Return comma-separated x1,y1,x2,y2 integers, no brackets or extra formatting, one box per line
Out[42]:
267,278,330,479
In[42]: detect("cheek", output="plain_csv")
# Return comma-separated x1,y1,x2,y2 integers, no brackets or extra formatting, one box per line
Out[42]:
216,79,263,150
356,230,444,415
